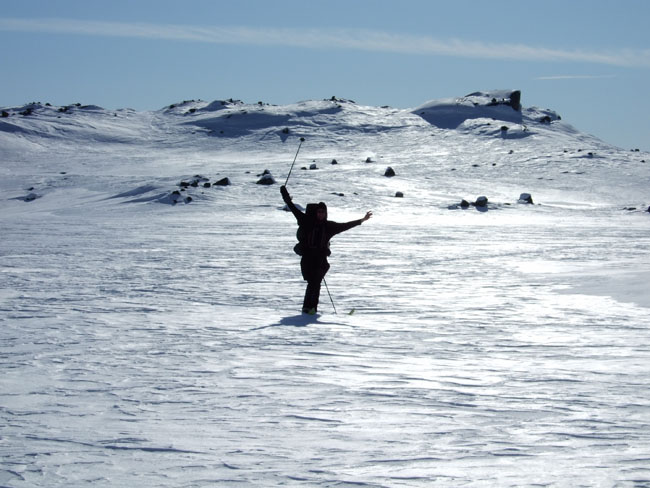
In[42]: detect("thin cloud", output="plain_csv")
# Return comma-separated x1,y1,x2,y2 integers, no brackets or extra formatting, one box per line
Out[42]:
1,17,649,68
536,75,618,80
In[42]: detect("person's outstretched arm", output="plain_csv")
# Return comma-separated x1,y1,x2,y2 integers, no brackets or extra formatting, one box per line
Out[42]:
328,211,373,237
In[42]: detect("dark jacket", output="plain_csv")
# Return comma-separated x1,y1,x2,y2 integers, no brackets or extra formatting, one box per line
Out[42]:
281,187,362,258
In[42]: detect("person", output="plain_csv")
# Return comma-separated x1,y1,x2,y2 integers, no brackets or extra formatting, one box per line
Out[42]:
281,185,372,314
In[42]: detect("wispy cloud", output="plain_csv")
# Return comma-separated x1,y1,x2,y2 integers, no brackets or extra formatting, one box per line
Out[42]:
536,75,618,80
2,17,649,68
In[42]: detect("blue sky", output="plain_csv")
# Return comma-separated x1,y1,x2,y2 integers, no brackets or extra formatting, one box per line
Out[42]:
2,0,649,150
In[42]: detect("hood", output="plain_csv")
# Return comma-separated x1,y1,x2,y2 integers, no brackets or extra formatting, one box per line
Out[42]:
305,202,328,222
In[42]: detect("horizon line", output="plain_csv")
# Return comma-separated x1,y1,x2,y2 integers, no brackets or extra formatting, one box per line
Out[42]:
1,17,649,68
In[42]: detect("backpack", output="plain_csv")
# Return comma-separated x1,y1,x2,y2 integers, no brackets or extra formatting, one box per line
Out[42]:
293,204,316,256
293,225,307,256
292,203,330,257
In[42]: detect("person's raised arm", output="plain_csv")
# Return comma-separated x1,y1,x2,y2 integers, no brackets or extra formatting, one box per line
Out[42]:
281,185,304,222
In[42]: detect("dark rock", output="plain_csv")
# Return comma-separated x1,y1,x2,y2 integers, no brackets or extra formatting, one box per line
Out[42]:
169,190,182,205
395,191,404,198
256,173,276,185
518,193,534,204
214,177,231,186
448,199,471,210
181,175,210,188
384,167,396,177
475,196,488,207
509,90,521,111
482,90,520,111
331,159,338,165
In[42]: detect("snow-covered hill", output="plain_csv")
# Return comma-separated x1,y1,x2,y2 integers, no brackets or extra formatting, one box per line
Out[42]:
1,91,649,487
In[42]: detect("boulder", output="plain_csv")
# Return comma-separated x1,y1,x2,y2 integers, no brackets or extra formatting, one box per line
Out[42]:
509,90,521,111
256,173,276,185
475,196,488,207
214,177,231,186
518,193,534,204
395,191,404,198
384,167,396,177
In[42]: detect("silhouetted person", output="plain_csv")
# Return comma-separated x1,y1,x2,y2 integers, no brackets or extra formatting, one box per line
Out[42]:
281,185,372,314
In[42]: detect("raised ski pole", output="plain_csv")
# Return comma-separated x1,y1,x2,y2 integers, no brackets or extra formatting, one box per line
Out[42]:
323,278,337,314
284,137,305,186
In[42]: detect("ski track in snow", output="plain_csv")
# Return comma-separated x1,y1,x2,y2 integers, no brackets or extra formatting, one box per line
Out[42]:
1,97,650,487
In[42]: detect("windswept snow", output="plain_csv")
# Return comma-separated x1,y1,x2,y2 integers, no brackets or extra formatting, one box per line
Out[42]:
1,91,650,487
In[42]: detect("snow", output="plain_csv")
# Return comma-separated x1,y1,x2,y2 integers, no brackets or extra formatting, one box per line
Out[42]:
1,92,650,487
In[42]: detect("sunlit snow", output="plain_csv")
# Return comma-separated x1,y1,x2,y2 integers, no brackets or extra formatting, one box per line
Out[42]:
1,91,649,486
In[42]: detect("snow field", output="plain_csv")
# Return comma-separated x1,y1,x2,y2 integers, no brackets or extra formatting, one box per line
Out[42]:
1,94,650,486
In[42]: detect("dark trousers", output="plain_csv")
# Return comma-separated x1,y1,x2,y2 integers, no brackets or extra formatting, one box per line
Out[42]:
300,255,330,312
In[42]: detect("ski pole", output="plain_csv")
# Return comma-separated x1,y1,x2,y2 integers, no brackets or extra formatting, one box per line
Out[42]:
323,278,337,314
284,137,305,186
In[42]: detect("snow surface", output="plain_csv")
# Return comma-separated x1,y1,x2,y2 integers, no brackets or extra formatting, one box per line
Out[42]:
1,92,650,487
